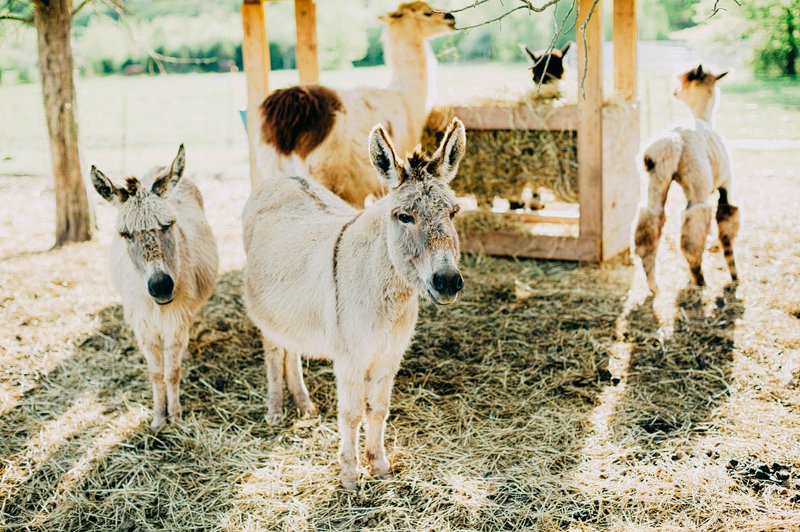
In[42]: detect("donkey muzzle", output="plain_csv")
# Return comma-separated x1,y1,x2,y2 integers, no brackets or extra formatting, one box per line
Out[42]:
148,272,175,304
430,269,463,304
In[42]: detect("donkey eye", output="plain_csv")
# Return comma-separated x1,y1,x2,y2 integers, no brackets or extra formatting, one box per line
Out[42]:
120,231,132,240
161,222,173,232
398,213,415,225
449,210,457,220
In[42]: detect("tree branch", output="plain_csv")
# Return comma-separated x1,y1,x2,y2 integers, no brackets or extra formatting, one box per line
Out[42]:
0,12,34,22
71,0,92,17
452,0,563,30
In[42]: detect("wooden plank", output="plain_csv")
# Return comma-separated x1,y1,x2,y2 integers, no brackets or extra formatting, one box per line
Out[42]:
613,0,637,100
445,105,576,131
294,0,319,84
509,211,579,225
576,0,603,261
241,0,270,186
461,232,600,261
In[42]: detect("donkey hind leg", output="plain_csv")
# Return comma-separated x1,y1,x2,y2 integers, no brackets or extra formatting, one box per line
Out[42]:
141,342,167,431
634,207,666,294
716,187,740,282
680,203,713,286
334,361,368,490
163,332,189,423
284,350,316,416
364,355,402,479
263,339,286,422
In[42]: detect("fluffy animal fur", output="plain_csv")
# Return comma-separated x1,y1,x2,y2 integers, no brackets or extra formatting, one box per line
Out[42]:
255,1,456,206
633,64,739,292
91,146,219,430
243,118,467,489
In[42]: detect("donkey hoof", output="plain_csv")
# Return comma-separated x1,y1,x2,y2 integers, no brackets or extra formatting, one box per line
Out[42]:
298,401,318,418
370,460,392,480
169,408,183,423
265,410,284,424
340,472,360,491
150,415,166,432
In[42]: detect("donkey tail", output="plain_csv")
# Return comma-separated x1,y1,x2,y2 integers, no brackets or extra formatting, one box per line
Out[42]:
259,85,343,158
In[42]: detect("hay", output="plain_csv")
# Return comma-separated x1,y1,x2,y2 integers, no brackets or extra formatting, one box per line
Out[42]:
2,148,800,529
422,125,578,206
455,210,528,237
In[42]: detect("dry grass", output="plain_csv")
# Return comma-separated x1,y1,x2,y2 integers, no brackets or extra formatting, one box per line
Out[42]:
1,148,800,530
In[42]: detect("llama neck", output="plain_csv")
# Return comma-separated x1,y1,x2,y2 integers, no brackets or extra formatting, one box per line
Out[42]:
384,30,436,112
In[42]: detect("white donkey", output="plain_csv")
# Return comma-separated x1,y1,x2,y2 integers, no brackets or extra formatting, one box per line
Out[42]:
91,146,218,430
243,118,467,489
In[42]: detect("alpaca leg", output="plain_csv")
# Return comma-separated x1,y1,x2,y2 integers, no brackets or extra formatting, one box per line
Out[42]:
364,355,402,479
164,332,189,423
284,350,316,416
634,207,666,294
716,188,740,282
334,361,367,490
680,203,712,286
263,340,285,422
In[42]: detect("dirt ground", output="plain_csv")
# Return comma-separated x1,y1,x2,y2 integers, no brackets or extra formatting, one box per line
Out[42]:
1,143,799,530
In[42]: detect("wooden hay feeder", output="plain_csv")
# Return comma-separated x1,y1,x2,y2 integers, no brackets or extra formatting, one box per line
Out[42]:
239,0,640,262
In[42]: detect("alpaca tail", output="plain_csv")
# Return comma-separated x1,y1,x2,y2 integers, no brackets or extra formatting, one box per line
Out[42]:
259,85,343,158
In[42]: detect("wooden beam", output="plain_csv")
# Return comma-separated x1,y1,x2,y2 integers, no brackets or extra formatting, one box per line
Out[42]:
294,0,319,84
613,0,637,99
241,0,270,185
461,232,600,261
576,0,603,261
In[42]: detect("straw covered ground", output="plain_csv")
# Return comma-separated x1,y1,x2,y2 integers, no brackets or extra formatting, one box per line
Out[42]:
1,145,799,530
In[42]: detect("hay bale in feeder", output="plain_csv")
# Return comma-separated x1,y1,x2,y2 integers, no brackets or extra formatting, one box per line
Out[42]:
421,126,578,206
455,210,528,240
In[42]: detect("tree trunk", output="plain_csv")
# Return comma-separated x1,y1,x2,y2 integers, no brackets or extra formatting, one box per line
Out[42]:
34,0,93,246
787,7,798,79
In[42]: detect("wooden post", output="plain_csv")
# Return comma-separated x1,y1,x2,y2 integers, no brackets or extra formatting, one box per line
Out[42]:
294,0,319,84
241,0,271,185
613,0,637,99
577,0,603,260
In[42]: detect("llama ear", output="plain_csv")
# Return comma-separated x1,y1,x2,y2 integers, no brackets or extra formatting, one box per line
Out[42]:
152,144,186,197
688,64,705,81
560,42,571,54
430,117,466,183
369,125,402,189
714,70,729,81
90,166,128,205
525,46,539,62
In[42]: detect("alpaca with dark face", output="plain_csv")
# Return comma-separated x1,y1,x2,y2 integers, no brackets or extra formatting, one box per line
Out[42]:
526,42,570,85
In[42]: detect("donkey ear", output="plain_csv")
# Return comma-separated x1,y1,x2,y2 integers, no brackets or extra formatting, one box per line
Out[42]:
369,124,402,188
430,117,466,183
525,46,539,62
560,41,571,54
152,144,186,197
91,165,128,204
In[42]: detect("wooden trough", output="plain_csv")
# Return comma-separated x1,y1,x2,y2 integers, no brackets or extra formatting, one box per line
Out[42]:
239,0,640,262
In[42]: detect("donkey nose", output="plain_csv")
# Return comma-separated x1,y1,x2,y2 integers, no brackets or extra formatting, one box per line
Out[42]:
148,272,174,301
432,270,463,296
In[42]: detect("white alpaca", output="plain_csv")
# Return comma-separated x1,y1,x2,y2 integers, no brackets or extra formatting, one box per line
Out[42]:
633,65,739,292
243,118,467,489
255,1,456,206
91,146,219,430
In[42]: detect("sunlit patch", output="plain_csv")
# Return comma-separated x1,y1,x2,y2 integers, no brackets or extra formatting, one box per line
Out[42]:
0,395,106,494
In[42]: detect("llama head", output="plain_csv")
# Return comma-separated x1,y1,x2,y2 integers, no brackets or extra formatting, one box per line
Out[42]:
91,145,186,305
380,1,456,40
674,64,729,120
526,42,570,84
368,117,466,304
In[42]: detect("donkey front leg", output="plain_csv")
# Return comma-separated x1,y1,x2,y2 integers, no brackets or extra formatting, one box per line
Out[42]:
263,340,285,422
680,203,712,286
163,332,190,423
334,361,368,490
284,350,316,416
364,356,402,479
140,342,167,431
